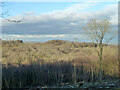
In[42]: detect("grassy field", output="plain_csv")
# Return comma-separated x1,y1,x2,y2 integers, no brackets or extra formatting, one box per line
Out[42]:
2,40,119,88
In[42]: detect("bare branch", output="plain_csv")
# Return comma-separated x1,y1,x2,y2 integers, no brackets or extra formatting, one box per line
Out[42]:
83,19,115,82
0,2,23,23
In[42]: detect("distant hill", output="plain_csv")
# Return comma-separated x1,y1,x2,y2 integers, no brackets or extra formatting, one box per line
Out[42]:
44,40,67,45
2,40,115,65
44,39,108,47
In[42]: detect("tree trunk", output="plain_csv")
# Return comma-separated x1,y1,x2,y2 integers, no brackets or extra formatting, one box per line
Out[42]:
73,60,76,84
118,46,120,81
91,68,93,82
99,43,103,82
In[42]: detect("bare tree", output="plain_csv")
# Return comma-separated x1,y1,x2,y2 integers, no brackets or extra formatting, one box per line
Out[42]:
83,19,116,82
0,2,23,22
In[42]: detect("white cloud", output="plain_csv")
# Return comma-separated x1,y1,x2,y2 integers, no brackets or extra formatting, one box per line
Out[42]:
2,2,118,36
70,22,77,26
2,34,87,38
2,34,88,42
63,2,97,12
22,12,36,16
9,34,66,38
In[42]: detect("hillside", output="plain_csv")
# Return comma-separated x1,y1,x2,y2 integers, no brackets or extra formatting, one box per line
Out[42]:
2,40,119,88
2,40,108,64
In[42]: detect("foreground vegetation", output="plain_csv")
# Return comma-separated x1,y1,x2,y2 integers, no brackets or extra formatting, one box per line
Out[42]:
2,40,119,88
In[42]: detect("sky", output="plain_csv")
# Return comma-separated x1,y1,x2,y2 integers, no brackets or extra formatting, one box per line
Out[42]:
1,2,118,44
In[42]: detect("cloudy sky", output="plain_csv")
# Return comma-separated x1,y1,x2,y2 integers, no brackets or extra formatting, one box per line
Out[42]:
1,2,118,44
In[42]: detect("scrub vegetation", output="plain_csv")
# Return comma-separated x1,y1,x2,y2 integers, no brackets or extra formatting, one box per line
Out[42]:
2,40,119,88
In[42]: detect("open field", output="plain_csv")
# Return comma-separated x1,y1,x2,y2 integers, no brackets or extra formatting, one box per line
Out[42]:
2,40,119,88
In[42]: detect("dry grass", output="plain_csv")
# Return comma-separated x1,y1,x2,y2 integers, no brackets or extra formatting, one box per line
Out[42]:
2,40,119,76
2,40,119,88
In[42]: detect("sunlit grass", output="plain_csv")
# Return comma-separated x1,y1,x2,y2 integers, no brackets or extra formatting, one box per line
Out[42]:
2,40,119,77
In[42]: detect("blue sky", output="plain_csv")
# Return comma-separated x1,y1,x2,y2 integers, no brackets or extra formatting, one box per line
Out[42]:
4,2,80,16
1,2,118,44
3,2,117,17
